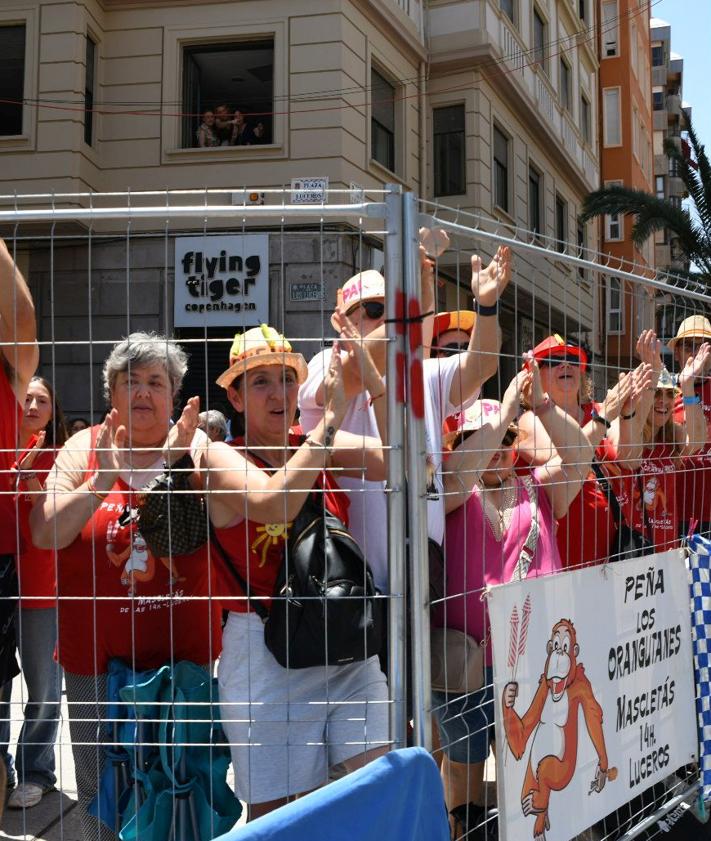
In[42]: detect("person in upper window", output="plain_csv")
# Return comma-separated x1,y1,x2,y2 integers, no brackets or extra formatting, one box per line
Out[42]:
214,103,234,145
230,109,255,146
196,109,220,148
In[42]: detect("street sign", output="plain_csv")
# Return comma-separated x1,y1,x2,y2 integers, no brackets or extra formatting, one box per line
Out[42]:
291,177,328,204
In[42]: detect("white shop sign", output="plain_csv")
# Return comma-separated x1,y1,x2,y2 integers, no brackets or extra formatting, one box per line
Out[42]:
488,549,697,841
291,177,328,204
173,235,269,328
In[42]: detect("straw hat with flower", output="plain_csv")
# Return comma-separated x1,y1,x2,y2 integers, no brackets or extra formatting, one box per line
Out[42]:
216,324,308,389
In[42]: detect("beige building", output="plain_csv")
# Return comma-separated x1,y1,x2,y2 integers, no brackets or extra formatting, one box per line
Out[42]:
0,0,600,414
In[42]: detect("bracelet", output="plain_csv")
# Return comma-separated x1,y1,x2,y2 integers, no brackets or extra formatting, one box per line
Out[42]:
473,300,499,317
591,410,612,429
87,473,110,501
303,435,333,459
683,395,701,406
17,470,38,481
533,397,553,417
621,411,636,420
368,391,385,407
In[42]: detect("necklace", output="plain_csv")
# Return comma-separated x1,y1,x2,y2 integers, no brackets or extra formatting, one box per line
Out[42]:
478,476,517,541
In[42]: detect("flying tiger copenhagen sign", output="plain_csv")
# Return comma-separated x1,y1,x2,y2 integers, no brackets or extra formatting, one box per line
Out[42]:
488,549,697,841
173,235,269,328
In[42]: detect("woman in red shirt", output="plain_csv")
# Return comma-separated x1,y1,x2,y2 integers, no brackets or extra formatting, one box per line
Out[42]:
167,321,389,821
30,333,222,841
0,377,67,809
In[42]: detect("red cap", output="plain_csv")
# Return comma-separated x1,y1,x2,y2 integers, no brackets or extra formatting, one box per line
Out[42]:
432,310,475,342
532,334,588,371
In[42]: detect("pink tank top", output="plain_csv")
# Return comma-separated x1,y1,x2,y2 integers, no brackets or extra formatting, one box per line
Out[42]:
436,473,561,664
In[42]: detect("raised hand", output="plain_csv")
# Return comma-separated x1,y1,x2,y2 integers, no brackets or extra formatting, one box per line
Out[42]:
322,342,348,428
17,429,46,471
636,329,663,371
471,245,512,307
163,395,200,466
502,367,531,416
521,352,547,409
679,342,711,388
332,309,384,400
600,371,635,423
93,408,127,492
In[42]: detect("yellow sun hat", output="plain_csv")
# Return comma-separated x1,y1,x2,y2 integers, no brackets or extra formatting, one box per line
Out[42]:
216,324,308,389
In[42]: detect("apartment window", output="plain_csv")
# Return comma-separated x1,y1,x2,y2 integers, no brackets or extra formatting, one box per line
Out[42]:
669,158,680,177
500,0,515,23
84,36,96,146
433,105,466,196
555,194,567,252
602,88,621,146
632,108,640,160
630,22,638,77
652,90,664,110
651,44,664,66
580,94,591,143
533,8,547,70
656,175,665,199
578,0,587,22
604,182,623,240
0,24,25,136
601,2,618,57
493,125,510,213
528,165,542,237
669,195,682,210
371,67,396,172
607,277,623,334
559,58,571,111
182,40,274,148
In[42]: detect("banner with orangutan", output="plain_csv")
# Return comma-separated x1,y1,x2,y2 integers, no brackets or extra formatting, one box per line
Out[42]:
488,548,697,841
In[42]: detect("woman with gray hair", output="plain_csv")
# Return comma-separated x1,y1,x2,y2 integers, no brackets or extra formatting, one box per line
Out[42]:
30,332,222,841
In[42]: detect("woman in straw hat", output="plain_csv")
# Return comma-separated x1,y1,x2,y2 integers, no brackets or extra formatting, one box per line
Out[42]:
668,314,711,534
165,320,390,820
609,330,710,552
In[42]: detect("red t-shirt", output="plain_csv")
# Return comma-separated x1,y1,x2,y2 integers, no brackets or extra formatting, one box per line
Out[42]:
214,437,350,613
640,443,679,552
673,381,711,527
56,428,222,675
597,438,645,536
15,441,57,608
0,362,21,556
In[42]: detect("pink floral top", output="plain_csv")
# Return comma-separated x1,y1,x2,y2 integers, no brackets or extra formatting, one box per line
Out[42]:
434,472,561,665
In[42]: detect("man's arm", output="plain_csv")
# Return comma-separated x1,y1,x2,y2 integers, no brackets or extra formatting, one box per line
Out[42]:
448,246,511,408
0,239,38,402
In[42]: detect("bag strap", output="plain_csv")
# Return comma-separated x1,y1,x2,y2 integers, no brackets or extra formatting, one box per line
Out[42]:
209,523,269,621
511,475,540,582
636,474,652,543
591,458,625,526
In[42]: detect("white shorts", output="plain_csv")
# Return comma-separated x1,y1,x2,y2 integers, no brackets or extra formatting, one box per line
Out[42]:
218,611,390,804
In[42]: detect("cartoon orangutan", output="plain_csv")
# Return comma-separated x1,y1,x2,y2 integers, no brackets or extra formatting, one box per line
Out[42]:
502,619,617,840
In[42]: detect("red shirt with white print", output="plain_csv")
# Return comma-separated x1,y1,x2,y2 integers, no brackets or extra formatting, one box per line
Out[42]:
640,443,679,552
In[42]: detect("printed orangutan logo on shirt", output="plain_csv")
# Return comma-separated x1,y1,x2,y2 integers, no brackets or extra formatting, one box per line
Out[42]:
642,475,667,515
502,618,617,841
105,505,185,593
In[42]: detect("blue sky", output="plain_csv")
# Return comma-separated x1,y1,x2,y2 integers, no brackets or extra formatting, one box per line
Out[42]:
652,0,710,143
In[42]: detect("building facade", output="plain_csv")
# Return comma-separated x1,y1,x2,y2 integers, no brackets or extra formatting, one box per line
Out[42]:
0,0,601,415
596,0,655,372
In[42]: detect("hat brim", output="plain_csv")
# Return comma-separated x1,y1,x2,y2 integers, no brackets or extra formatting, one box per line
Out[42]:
533,345,588,370
216,352,308,389
667,330,711,350
433,310,476,340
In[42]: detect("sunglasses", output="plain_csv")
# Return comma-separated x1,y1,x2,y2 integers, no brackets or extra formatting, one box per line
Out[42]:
431,341,469,358
501,429,518,447
346,301,385,320
538,355,580,368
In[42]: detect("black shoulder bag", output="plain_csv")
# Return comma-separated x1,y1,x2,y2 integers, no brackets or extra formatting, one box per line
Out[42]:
211,478,384,669
592,460,654,563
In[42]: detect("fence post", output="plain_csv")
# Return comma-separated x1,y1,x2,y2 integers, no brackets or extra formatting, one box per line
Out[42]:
384,184,408,749
402,190,432,751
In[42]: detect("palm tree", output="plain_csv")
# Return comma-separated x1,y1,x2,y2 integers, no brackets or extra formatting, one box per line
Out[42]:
580,113,711,285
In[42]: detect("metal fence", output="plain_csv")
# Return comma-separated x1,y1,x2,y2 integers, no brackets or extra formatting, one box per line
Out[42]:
0,185,707,840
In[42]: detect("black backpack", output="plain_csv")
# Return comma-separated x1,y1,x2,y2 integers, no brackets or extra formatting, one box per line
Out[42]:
212,491,384,669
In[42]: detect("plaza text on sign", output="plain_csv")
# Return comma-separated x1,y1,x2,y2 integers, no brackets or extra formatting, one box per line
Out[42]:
488,550,697,841
173,235,269,328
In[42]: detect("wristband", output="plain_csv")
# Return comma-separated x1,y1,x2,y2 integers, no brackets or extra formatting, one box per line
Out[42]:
683,395,701,406
591,409,612,429
87,472,110,501
473,300,499,317
533,396,553,417
303,435,333,459
621,411,636,420
17,470,38,481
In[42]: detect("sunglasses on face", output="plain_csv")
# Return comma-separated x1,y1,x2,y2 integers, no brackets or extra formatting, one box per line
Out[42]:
431,341,469,358
538,355,580,369
346,301,385,320
501,430,518,447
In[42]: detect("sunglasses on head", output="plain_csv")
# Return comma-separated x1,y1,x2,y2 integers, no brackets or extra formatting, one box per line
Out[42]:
432,341,469,358
538,355,580,368
346,301,385,320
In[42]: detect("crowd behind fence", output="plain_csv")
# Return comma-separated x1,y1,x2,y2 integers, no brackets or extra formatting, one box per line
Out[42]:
0,187,709,840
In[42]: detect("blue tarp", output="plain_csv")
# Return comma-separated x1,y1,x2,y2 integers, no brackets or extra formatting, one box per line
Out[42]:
215,747,449,841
